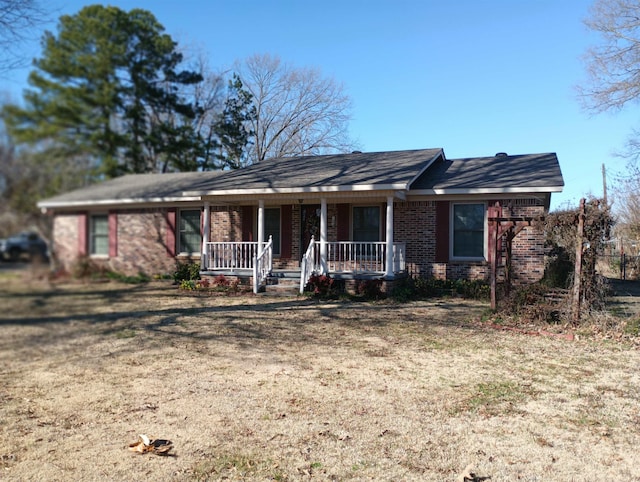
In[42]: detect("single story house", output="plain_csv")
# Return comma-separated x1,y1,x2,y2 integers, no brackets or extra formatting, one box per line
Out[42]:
38,148,564,293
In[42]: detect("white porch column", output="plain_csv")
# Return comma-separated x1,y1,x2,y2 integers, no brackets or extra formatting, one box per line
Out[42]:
257,200,265,248
320,198,327,273
201,201,210,269
385,195,394,278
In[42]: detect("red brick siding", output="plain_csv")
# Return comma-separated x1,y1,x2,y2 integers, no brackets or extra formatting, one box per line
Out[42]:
51,198,546,283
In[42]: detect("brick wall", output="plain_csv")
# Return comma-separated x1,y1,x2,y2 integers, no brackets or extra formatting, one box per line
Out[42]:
52,208,179,276
52,197,546,283
393,198,546,285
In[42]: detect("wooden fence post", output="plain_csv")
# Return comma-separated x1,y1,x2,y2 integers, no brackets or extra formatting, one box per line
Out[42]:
572,198,586,323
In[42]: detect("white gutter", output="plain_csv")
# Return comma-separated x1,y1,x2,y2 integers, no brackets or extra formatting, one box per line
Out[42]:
37,196,203,209
183,183,410,197
409,186,564,195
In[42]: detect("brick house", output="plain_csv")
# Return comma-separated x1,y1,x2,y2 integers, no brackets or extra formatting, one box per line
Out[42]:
38,148,564,293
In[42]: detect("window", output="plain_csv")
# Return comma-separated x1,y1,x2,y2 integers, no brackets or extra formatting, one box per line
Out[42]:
90,214,108,256
179,209,201,254
264,207,281,255
452,203,485,258
352,206,380,242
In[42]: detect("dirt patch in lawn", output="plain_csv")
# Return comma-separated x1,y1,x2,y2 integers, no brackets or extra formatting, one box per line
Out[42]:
1,274,640,481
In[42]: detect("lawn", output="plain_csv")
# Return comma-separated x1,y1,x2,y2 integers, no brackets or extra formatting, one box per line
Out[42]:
1,272,639,481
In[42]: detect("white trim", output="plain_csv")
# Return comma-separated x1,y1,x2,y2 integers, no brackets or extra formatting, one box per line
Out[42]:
450,202,487,262
89,213,109,257
38,196,202,209
178,208,203,256
411,186,563,195
183,183,409,197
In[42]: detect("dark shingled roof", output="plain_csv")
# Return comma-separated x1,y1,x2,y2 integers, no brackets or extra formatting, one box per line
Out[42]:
38,149,563,209
410,152,564,192
39,171,223,207
185,148,443,193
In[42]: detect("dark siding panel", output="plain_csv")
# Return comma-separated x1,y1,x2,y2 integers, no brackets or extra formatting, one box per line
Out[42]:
337,203,350,241
435,201,449,263
166,208,176,257
108,211,117,257
78,212,87,256
242,206,254,242
280,205,292,259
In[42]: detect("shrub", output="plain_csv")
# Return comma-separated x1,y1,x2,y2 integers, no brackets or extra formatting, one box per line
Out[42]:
70,256,108,279
355,279,385,300
411,277,490,300
173,261,200,283
105,271,150,284
305,274,338,298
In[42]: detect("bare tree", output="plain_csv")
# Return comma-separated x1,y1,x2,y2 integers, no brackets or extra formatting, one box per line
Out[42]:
235,54,356,165
0,0,48,74
580,0,640,112
613,164,640,240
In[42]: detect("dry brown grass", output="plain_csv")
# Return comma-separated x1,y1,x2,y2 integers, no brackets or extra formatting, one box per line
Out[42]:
1,270,640,481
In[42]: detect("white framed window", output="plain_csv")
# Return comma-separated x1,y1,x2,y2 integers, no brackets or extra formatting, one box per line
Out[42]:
352,205,381,242
451,203,486,259
179,209,201,254
90,214,109,256
264,207,281,256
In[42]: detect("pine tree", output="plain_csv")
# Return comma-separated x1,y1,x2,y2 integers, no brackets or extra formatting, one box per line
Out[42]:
2,5,202,179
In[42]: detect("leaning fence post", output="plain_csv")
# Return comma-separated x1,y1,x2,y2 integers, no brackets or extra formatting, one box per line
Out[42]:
571,198,586,323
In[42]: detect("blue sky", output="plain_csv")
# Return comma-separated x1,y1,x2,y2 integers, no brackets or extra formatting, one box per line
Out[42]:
3,0,636,211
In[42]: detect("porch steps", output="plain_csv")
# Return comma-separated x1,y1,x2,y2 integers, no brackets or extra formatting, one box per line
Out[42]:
263,270,301,296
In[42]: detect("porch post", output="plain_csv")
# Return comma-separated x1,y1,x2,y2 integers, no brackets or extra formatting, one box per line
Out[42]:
385,195,394,278
257,200,265,249
320,198,327,273
201,201,210,269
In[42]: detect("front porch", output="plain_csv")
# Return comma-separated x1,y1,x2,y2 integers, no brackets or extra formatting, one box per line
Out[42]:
201,240,406,294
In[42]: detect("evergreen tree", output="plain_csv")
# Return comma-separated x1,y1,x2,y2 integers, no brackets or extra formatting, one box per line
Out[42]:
2,5,202,179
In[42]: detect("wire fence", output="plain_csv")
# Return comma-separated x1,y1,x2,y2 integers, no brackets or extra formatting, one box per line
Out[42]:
598,254,640,281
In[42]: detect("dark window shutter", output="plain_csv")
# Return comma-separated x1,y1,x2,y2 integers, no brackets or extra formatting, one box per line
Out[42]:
241,206,254,241
337,203,350,241
108,211,117,257
78,212,87,256
166,208,176,257
435,201,450,263
280,205,292,259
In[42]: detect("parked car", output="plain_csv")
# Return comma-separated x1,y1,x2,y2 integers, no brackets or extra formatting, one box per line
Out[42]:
0,232,48,262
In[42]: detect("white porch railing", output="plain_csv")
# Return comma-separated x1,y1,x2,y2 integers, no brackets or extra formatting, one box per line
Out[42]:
253,236,273,294
324,241,406,274
203,241,260,271
299,236,317,293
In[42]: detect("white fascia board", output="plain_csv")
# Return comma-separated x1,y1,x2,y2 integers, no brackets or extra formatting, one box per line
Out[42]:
183,183,407,197
405,149,445,188
37,196,203,209
409,186,564,195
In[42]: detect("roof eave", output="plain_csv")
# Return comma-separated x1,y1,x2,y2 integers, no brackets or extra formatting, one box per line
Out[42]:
37,196,203,210
409,186,564,195
185,183,408,197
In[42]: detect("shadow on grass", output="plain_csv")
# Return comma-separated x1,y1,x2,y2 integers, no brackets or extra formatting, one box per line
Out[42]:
0,281,489,359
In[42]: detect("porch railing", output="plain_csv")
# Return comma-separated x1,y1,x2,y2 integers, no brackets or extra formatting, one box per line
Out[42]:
203,241,260,271
299,236,317,293
324,241,406,274
253,236,273,294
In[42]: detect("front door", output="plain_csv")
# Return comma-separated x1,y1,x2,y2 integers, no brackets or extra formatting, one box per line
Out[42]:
300,204,320,253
